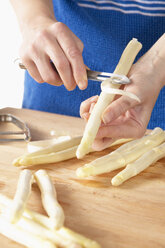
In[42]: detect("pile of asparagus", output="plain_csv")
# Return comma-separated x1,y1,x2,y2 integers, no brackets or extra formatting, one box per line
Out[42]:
76,127,165,186
13,136,130,167
0,169,101,248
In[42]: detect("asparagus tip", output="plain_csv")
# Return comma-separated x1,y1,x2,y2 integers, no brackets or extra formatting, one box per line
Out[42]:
76,167,86,178
111,175,123,186
76,149,84,159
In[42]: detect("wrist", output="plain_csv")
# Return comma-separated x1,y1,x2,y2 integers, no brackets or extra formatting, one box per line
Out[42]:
21,15,56,37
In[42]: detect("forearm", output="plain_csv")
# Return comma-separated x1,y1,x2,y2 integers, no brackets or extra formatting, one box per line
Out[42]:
147,33,165,87
10,0,56,33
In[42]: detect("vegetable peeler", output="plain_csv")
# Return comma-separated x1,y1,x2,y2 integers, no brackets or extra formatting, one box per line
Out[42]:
17,59,130,85
0,114,31,142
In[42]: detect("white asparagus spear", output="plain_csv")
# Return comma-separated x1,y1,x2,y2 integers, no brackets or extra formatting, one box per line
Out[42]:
27,136,71,153
76,38,142,159
25,209,101,248
16,216,82,248
27,136,131,153
13,136,82,166
10,169,33,223
15,146,79,167
13,138,132,167
0,215,56,248
112,141,165,186
57,227,101,248
0,204,81,248
76,128,165,177
0,194,100,248
34,170,65,229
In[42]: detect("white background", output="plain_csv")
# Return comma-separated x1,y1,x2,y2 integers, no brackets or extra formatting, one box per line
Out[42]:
0,1,24,109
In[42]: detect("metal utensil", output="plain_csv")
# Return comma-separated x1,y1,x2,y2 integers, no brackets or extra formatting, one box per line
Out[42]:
16,59,130,85
0,114,31,142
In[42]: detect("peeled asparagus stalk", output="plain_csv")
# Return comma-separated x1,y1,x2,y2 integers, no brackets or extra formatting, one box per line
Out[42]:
25,209,101,248
34,170,65,229
13,136,82,166
57,227,101,248
76,128,165,177
0,204,81,248
0,215,56,248
27,136,130,153
14,146,78,167
112,141,165,186
0,194,100,248
13,138,132,167
0,194,52,229
10,169,33,223
27,136,72,153
76,38,142,159
16,216,82,248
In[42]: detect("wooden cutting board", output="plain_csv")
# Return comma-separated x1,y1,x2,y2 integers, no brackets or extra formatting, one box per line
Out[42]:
0,107,165,248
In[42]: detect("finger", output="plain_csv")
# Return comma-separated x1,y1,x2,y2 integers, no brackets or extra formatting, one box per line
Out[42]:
21,58,44,83
102,95,140,125
55,24,87,90
33,52,62,86
92,137,115,151
45,38,76,90
89,102,96,114
96,121,145,139
81,112,90,121
80,95,98,117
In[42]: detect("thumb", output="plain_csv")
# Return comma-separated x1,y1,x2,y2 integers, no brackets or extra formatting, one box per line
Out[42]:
102,95,140,124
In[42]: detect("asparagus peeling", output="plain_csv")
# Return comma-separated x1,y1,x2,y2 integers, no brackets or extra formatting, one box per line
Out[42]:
76,38,142,159
112,141,165,186
76,128,165,178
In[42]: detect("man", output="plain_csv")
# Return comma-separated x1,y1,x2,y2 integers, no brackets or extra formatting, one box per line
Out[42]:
10,0,165,149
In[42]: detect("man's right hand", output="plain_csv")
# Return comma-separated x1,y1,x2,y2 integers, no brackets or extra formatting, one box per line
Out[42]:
20,20,87,90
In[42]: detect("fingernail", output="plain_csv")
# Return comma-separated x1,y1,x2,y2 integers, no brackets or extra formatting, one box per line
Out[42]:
81,113,89,120
102,112,112,124
79,82,86,90
89,102,95,114
85,65,90,70
90,95,98,102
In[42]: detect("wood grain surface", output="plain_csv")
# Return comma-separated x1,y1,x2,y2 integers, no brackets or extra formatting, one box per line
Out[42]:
0,107,165,248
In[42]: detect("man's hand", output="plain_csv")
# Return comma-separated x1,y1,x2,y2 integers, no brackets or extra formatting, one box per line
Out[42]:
10,0,87,90
20,20,87,90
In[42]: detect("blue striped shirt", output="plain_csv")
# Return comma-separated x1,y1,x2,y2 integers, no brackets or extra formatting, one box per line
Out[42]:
23,0,165,129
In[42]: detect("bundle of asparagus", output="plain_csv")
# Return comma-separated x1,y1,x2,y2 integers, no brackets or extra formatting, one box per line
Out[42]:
13,135,131,167
76,128,165,185
0,170,101,248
